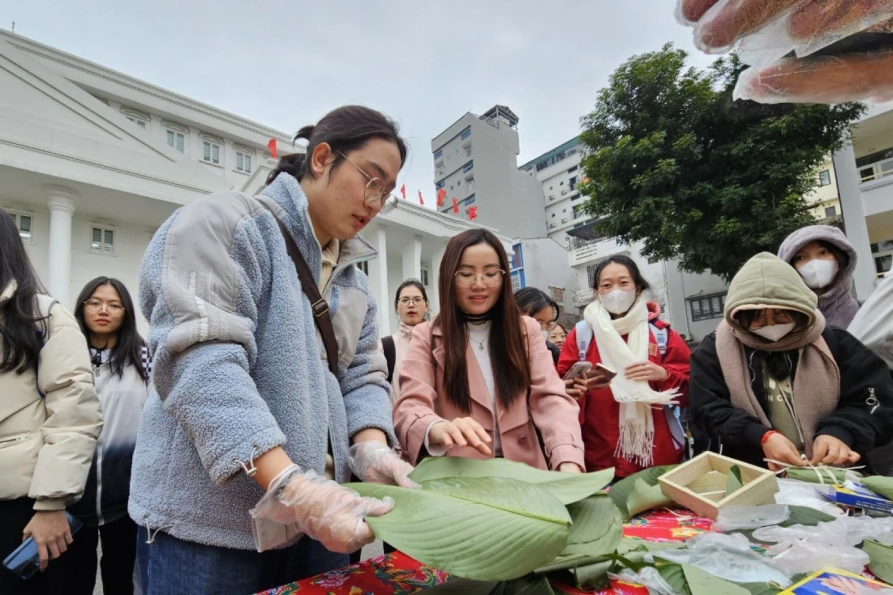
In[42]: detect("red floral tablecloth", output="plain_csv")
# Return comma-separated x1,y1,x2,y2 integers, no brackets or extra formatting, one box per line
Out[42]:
256,508,713,595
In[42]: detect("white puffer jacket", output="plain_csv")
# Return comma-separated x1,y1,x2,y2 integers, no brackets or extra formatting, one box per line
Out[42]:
0,281,103,510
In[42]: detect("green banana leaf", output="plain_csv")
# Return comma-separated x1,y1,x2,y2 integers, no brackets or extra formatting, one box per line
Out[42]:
349,477,570,581
627,479,674,518
657,562,751,595
863,540,893,585
861,476,893,500
786,467,860,485
408,457,614,505
726,465,744,497
561,495,623,557
422,575,556,595
608,465,677,520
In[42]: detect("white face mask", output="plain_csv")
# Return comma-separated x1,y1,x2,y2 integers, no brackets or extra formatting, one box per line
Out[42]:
798,259,839,290
751,323,796,342
600,289,637,315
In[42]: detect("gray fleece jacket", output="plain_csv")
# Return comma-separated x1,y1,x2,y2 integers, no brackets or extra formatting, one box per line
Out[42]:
129,173,395,550
778,225,861,328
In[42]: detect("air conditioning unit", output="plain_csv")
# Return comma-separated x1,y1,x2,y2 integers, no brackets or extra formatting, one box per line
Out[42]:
435,160,444,168
549,223,556,229
561,190,568,196
561,218,568,224
549,195,555,201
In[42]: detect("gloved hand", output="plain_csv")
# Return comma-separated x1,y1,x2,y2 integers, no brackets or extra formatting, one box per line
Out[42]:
676,0,893,104
348,442,419,489
251,465,393,554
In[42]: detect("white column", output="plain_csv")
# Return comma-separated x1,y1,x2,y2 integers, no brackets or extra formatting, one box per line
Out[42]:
401,235,423,282
430,240,447,317
376,225,390,335
45,186,77,307
833,144,877,300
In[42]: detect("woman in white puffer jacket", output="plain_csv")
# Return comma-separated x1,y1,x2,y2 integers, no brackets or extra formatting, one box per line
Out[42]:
0,209,102,595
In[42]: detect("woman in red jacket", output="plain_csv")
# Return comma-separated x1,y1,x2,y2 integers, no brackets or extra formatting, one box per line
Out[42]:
557,255,691,478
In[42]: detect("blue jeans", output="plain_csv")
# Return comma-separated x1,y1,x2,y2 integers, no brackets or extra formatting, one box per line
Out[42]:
136,527,348,595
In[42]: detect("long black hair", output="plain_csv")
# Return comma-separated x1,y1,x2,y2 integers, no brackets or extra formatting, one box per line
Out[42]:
514,287,558,319
266,105,408,187
74,277,147,382
0,209,47,374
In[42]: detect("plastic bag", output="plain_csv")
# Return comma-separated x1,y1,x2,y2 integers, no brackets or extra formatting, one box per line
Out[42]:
609,568,678,595
774,479,844,518
753,517,851,546
656,532,792,586
713,504,790,532
766,539,869,575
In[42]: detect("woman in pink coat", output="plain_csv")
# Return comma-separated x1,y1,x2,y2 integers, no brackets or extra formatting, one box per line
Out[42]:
394,229,585,472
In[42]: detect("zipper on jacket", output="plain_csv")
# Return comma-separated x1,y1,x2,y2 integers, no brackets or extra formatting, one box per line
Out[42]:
0,434,30,446
868,388,879,415
95,436,105,525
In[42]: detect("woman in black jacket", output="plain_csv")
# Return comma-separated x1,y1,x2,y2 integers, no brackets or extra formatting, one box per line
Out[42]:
691,253,893,471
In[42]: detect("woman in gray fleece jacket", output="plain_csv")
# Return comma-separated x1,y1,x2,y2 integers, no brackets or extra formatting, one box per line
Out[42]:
778,224,861,328
130,106,416,595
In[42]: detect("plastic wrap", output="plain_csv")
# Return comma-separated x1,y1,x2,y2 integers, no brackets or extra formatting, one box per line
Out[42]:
774,479,844,517
655,532,792,586
712,504,790,531
609,568,678,595
766,539,870,575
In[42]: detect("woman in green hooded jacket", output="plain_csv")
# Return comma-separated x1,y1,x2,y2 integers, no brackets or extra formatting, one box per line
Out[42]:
690,253,893,471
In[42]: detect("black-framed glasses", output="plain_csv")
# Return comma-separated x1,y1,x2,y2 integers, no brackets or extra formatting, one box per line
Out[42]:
83,299,125,314
336,151,399,215
454,269,506,288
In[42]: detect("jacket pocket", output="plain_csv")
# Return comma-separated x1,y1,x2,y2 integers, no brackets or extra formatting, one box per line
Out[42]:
0,433,43,500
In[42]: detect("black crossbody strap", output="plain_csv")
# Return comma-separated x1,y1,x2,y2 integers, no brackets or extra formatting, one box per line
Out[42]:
257,200,339,375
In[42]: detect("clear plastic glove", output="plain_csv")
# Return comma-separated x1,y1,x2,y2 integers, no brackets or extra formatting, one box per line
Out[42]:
250,465,394,554
348,442,419,489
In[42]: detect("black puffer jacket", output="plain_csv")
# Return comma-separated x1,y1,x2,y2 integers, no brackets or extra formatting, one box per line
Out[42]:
690,326,893,469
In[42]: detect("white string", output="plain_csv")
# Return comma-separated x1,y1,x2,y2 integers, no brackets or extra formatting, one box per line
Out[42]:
762,458,865,485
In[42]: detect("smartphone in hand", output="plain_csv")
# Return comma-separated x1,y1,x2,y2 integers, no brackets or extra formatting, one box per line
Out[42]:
594,363,617,381
563,361,593,381
2,512,83,580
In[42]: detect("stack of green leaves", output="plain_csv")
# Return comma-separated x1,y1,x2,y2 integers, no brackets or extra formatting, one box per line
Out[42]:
348,458,614,580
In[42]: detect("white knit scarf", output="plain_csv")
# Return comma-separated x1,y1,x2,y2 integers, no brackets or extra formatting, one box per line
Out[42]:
583,296,679,467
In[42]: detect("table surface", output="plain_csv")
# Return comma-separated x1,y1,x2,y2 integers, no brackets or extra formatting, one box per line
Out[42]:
256,508,714,595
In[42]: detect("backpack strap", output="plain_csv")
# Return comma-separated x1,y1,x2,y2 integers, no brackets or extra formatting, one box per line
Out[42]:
649,323,668,360
381,336,396,385
574,320,592,362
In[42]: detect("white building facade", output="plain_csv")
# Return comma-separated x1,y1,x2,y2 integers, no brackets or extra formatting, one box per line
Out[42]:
0,30,511,337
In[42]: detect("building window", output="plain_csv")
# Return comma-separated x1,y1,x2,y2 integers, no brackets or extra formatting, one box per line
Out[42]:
818,169,832,186
512,244,524,269
824,205,837,218
460,129,471,141
568,166,578,174
434,149,443,160
688,293,727,322
126,116,147,129
569,176,578,190
203,141,221,165
4,210,33,241
167,130,185,153
872,240,893,277
90,226,115,253
236,151,252,173
356,261,369,275
421,268,430,287
463,161,474,173
573,205,585,219
510,270,525,291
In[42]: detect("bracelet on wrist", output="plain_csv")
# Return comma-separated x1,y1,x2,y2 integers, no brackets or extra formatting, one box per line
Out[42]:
761,430,779,446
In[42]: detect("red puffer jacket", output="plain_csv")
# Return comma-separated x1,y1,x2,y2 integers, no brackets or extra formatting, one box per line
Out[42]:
556,302,691,478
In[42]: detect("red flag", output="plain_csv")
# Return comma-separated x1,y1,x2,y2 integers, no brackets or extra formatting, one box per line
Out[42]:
417,190,425,205
437,188,446,207
267,139,278,158
468,206,478,221
400,184,406,199
452,197,459,214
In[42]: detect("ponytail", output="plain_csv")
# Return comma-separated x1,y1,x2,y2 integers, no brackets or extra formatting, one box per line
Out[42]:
265,106,406,188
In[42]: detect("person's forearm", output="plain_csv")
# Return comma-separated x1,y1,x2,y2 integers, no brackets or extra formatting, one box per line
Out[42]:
253,447,295,491
352,428,389,446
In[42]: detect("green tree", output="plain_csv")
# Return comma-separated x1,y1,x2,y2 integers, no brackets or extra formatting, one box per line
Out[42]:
579,44,864,282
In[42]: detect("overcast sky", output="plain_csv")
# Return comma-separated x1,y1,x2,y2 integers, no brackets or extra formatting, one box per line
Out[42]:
0,0,715,208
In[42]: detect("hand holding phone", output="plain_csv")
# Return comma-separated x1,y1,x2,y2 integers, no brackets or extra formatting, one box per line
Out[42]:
594,363,617,380
3,511,82,579
562,361,592,381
